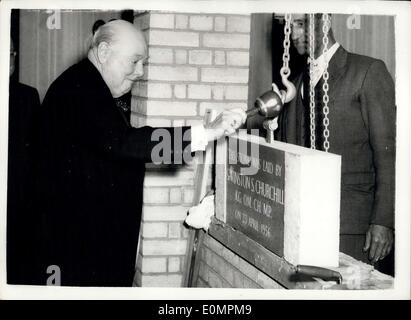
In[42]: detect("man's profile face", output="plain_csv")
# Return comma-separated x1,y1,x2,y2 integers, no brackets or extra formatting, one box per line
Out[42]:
291,14,308,56
291,14,330,58
102,30,147,98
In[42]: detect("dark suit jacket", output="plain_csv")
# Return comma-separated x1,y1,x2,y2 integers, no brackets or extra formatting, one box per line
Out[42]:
7,81,40,284
276,46,395,235
32,59,191,286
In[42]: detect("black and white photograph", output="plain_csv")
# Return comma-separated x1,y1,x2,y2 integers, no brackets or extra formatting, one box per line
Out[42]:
0,0,409,301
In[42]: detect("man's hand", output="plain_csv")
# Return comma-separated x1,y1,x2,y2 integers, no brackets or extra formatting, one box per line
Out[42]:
205,108,247,141
363,224,394,263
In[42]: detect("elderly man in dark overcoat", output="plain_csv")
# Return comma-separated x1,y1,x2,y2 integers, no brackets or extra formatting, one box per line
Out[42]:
29,20,245,286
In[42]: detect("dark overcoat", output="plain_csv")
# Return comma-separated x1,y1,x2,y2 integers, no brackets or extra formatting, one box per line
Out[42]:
32,59,190,286
7,81,40,284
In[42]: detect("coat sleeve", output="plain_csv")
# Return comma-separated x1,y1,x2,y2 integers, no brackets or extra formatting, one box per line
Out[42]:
41,81,194,164
83,115,194,164
360,60,396,229
85,120,193,164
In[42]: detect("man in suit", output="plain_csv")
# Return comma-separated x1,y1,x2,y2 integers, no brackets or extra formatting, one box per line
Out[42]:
29,20,246,286
7,38,41,284
276,14,395,272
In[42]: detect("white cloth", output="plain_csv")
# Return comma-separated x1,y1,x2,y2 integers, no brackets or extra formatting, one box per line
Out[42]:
301,42,340,98
190,124,208,152
185,195,215,231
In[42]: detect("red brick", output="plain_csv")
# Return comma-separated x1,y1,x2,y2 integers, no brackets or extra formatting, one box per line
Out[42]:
141,257,167,273
136,100,197,117
168,222,182,238
148,65,198,82
214,16,226,32
143,187,169,204
141,274,183,287
142,222,168,238
176,14,188,29
150,30,199,47
142,239,187,255
227,16,251,33
175,49,187,64
168,257,180,272
150,13,175,29
203,33,250,49
189,50,212,65
148,47,173,64
201,67,248,83
189,15,213,31
188,84,212,99
227,51,250,67
142,206,189,222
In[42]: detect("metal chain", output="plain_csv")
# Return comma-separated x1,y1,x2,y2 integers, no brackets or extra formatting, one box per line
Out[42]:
280,13,292,77
321,13,331,152
309,14,316,149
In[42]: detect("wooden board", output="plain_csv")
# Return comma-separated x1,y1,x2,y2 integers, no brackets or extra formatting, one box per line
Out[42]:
216,133,341,267
208,218,394,290
209,217,296,288
183,109,217,287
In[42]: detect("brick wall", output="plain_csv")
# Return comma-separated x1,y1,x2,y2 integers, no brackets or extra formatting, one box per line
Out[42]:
196,234,285,289
133,165,195,287
132,11,252,287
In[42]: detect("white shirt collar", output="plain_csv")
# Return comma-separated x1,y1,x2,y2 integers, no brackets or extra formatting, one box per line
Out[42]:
301,42,340,98
309,42,340,86
310,42,340,68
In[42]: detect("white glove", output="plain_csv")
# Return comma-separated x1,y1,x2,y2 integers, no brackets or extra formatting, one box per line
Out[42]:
205,108,247,140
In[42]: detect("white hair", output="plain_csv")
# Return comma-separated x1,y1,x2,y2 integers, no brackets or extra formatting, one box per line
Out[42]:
89,21,118,50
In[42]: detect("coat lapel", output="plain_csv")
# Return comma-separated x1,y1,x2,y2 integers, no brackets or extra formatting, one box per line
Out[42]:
83,59,131,127
327,45,348,99
277,46,348,146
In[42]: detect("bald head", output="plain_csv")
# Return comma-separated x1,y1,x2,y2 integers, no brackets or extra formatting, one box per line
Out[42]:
88,20,148,98
91,20,147,56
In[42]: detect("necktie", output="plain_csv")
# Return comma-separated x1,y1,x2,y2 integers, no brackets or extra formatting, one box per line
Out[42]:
301,68,311,148
114,92,131,126
302,68,325,151
314,78,325,151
